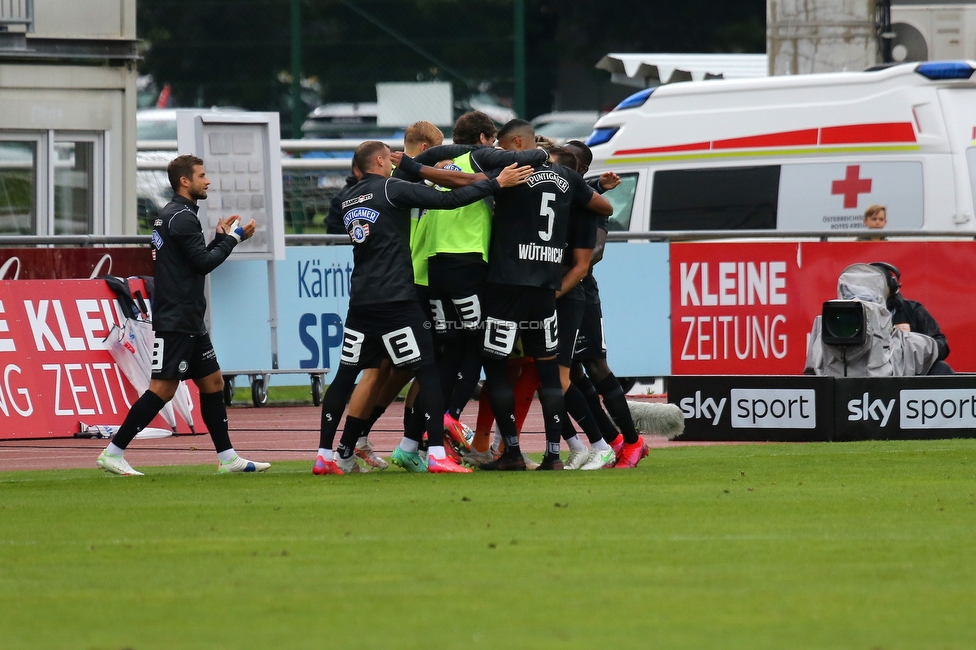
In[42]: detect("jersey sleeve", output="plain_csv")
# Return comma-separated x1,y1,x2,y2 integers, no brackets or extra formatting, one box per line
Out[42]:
169,213,236,274
569,168,596,207
470,147,547,172
414,144,476,166
385,176,499,211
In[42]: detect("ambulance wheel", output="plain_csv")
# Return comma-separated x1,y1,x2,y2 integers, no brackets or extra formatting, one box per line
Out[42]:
311,375,323,406
251,375,268,407
222,377,235,406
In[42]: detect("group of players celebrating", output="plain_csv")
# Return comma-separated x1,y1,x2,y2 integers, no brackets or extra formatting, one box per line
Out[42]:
312,112,650,475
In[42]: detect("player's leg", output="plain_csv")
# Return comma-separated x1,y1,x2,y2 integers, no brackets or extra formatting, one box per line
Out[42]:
313,363,360,475
523,291,563,470
477,285,527,471
556,295,612,469
97,331,182,476
185,335,270,473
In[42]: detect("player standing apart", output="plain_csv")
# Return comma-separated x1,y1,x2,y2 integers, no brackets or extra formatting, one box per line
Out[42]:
97,155,270,476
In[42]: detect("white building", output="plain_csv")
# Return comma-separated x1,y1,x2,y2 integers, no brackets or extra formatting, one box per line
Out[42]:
0,0,138,236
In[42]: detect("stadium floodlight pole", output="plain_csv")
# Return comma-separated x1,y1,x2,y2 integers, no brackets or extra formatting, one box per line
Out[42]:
291,0,303,139
514,0,526,118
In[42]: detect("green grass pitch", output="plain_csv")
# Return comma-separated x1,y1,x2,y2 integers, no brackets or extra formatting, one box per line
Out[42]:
2,440,975,649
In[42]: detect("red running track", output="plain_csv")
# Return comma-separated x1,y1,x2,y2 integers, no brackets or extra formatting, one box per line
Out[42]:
0,400,754,473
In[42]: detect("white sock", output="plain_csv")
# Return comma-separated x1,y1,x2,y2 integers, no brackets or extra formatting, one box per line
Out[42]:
217,449,237,463
398,438,419,454
317,448,333,461
105,443,125,457
565,435,586,452
593,439,611,452
428,445,446,460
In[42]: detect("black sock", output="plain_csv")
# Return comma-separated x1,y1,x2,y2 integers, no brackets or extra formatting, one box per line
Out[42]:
318,364,358,449
483,357,519,455
110,390,167,450
534,358,564,455
597,374,639,445
414,363,445,448
363,405,386,437
560,416,574,441
574,373,619,442
564,382,604,444
338,415,369,457
447,338,482,420
199,391,233,453
437,337,464,405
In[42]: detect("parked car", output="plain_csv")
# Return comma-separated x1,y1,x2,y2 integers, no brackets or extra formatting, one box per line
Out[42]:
530,111,601,145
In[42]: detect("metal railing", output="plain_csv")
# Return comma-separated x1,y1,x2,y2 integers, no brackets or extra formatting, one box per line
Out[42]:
137,138,405,172
0,0,34,32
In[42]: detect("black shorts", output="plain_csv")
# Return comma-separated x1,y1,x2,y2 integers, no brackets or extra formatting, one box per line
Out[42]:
556,294,585,366
481,283,558,360
150,331,220,381
341,301,435,370
427,254,488,338
573,298,606,361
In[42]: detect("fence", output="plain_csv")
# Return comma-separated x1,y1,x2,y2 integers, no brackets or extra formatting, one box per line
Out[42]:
0,0,34,31
136,139,406,235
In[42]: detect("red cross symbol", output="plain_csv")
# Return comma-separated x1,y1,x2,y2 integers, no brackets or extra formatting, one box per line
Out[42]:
831,165,872,209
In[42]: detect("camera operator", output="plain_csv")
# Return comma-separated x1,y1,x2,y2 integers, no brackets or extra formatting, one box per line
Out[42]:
870,262,953,375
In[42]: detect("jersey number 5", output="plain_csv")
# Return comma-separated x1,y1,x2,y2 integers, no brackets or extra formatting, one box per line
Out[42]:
539,192,556,242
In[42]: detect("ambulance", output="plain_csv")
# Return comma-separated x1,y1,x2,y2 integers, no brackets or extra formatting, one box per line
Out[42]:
585,61,976,235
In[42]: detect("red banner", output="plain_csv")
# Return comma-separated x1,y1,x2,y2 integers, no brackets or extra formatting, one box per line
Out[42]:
0,248,153,280
0,279,197,440
670,241,976,375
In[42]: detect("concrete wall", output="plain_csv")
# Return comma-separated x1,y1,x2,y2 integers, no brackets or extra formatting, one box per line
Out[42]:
33,0,135,40
767,0,879,74
0,0,138,234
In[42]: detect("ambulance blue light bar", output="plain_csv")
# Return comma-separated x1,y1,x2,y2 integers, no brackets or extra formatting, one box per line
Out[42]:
585,127,620,147
614,88,655,110
915,61,975,80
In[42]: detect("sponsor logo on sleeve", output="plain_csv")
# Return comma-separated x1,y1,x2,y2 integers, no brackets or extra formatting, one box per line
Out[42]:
341,193,373,209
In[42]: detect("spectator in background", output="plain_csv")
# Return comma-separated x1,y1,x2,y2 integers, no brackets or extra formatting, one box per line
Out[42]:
871,261,954,375
863,204,887,230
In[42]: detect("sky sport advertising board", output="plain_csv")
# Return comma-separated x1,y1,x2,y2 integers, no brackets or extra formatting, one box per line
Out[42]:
670,375,976,442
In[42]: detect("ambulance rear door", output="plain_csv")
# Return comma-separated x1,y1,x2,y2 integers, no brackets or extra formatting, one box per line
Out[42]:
937,87,976,226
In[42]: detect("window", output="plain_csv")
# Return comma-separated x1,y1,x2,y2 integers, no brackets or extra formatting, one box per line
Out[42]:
965,148,976,218
54,140,95,234
0,140,37,235
596,172,638,231
0,131,103,235
651,166,781,230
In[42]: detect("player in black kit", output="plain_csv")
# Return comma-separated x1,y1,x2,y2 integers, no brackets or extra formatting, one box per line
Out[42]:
562,140,648,469
96,154,270,476
478,120,613,471
312,140,532,475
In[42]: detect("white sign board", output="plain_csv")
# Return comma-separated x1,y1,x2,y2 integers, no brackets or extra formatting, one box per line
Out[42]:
776,161,924,233
175,110,286,260
376,81,453,128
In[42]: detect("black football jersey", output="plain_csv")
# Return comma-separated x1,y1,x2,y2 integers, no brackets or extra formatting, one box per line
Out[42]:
342,173,500,306
562,205,599,299
488,162,595,290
